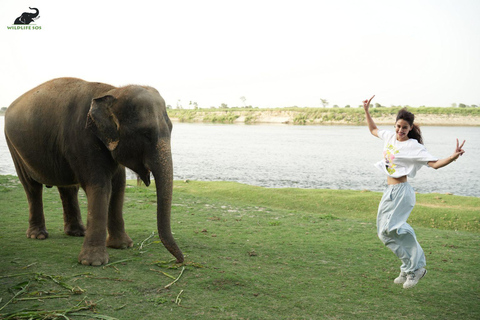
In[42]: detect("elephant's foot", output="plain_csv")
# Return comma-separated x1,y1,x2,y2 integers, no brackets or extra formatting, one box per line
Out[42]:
78,246,109,266
106,233,133,249
26,226,49,240
64,223,86,237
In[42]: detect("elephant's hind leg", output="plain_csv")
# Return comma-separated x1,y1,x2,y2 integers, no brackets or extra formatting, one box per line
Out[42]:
58,186,86,236
21,177,48,239
7,137,48,239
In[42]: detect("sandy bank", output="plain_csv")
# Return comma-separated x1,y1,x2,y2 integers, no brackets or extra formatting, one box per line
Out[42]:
169,110,480,126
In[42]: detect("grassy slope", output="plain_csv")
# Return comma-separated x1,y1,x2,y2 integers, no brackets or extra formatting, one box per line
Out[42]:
178,181,479,232
0,176,479,319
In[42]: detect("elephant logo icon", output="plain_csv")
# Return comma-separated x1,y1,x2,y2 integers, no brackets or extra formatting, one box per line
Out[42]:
14,7,40,25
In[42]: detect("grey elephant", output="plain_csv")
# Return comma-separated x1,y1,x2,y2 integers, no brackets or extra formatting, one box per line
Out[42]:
14,7,40,25
4,78,184,266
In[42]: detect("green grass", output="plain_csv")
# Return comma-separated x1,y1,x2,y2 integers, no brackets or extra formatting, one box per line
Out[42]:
0,175,479,319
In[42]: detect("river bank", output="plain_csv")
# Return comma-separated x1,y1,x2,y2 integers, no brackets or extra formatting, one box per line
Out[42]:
168,107,480,126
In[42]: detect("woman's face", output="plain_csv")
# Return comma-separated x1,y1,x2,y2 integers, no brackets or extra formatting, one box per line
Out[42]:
395,119,412,141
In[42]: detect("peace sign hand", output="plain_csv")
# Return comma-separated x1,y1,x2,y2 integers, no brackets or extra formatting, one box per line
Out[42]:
451,139,466,161
363,95,375,111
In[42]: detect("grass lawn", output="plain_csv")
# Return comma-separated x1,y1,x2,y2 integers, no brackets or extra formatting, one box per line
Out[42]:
0,175,479,319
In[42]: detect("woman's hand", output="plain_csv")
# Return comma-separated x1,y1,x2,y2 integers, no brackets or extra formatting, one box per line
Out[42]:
451,139,466,161
363,95,375,112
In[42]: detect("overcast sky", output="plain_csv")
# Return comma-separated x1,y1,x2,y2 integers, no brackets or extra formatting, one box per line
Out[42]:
1,0,479,109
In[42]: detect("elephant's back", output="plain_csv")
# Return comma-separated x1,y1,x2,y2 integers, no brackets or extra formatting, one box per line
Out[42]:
4,78,114,153
6,78,113,130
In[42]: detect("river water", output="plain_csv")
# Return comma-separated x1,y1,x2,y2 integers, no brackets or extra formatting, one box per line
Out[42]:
1,116,479,197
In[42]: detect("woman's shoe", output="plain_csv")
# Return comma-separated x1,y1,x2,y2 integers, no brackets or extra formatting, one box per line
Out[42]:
394,271,407,284
403,268,427,289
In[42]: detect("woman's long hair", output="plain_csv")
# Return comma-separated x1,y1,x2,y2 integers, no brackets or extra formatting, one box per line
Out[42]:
396,108,423,144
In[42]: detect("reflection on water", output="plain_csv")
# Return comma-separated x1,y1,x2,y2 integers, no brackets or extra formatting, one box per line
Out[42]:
1,116,479,197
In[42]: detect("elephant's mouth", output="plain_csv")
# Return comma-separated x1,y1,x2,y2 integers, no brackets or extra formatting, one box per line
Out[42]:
140,170,151,187
132,166,151,187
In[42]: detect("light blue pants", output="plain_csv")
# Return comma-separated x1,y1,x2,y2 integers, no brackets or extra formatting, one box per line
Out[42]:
377,182,426,273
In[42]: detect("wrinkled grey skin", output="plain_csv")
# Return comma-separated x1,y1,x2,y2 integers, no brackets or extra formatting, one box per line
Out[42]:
14,7,39,25
4,78,184,266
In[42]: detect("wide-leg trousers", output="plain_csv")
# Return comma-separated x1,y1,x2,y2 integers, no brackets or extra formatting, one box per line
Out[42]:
377,182,426,273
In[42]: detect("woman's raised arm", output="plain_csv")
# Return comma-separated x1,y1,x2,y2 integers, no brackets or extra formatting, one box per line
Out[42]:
363,95,378,137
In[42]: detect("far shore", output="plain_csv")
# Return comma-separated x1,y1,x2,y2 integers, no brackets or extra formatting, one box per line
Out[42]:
169,110,480,126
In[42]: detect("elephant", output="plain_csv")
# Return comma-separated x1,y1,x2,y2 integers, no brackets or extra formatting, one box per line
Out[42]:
4,77,184,266
14,7,40,25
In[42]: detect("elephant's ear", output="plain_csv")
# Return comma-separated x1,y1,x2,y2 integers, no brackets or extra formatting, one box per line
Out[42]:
86,95,120,151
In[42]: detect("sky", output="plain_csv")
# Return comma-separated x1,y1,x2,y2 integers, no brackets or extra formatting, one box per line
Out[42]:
1,0,479,109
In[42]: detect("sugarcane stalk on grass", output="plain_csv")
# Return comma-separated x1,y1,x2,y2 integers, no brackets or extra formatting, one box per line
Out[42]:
164,267,186,289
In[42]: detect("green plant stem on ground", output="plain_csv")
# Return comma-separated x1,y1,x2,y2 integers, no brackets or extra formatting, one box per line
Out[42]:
0,175,479,319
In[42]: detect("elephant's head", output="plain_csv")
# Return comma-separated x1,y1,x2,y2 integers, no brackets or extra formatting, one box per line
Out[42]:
14,7,39,24
86,86,183,263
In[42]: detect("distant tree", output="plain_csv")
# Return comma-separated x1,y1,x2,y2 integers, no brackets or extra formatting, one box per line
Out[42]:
176,99,183,109
458,103,467,108
472,105,479,108
451,103,457,108
220,103,228,109
166,105,173,109
345,105,351,108
333,105,339,108
374,103,381,108
320,99,329,108
240,96,246,106
189,101,199,109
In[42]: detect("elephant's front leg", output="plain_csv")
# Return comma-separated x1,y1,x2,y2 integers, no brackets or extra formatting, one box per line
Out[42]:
78,184,110,266
106,169,133,249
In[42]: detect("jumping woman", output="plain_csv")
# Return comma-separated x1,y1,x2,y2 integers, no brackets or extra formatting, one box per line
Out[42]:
363,95,466,289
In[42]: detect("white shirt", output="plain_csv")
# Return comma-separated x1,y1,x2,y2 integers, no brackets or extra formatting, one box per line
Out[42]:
374,130,438,178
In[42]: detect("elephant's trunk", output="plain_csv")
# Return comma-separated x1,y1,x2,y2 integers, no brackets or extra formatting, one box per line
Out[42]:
151,139,184,263
29,7,39,18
